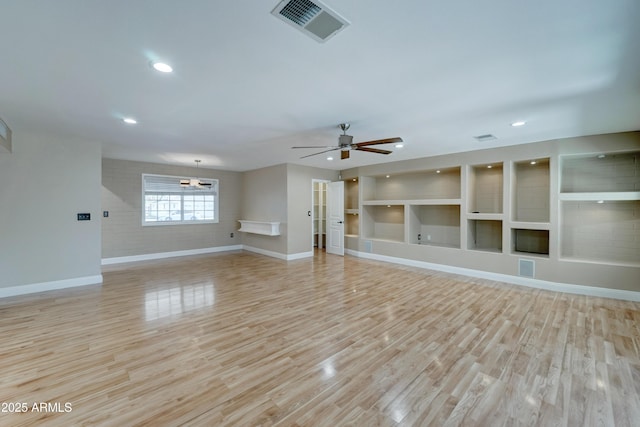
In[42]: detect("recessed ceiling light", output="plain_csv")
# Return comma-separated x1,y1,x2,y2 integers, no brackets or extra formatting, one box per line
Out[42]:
395,143,404,148
326,156,333,161
530,161,537,165
511,121,526,127
151,62,173,73
436,170,441,174
352,178,356,181
387,205,391,208
386,175,390,178
597,154,606,159
123,117,137,124
487,165,492,169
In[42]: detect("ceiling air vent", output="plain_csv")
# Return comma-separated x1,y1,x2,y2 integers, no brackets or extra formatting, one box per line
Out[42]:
0,116,12,153
271,0,350,43
474,134,497,142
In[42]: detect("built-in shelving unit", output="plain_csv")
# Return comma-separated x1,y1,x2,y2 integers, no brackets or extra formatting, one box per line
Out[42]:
511,228,549,256
344,178,359,238
339,132,640,292
509,158,551,256
469,163,503,214
359,168,461,245
362,204,404,243
362,168,461,202
468,219,502,252
409,204,460,247
559,150,640,266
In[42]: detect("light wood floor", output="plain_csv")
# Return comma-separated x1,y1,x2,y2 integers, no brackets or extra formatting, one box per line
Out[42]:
1,251,639,426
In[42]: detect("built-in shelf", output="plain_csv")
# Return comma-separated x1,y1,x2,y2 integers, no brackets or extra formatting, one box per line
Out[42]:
513,158,550,222
468,219,502,253
344,178,360,238
469,163,503,214
362,204,404,243
511,229,549,257
238,220,280,236
362,168,461,202
559,150,640,266
560,200,639,266
409,204,460,247
561,151,640,193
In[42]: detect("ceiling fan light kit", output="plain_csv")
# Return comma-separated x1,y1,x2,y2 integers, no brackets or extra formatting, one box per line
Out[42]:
180,160,212,188
293,123,402,160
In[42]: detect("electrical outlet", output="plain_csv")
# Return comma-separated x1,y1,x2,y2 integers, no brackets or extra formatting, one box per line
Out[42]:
230,232,234,238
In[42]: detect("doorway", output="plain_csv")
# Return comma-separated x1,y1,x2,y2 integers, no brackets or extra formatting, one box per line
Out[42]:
311,179,345,255
311,180,330,251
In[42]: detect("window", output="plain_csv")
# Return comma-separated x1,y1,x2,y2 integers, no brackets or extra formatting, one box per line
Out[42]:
142,174,218,225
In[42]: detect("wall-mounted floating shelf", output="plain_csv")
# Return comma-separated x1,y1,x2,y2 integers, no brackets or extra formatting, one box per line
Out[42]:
238,220,280,236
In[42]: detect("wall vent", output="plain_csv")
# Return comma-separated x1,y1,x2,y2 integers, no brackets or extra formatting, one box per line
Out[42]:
474,134,497,142
518,259,535,278
271,0,350,43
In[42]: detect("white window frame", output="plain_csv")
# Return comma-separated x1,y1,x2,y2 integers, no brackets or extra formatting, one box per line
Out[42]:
142,173,219,226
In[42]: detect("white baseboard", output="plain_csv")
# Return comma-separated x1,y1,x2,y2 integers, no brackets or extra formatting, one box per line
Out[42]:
242,245,313,261
0,275,103,299
349,251,640,302
101,245,243,265
286,251,314,260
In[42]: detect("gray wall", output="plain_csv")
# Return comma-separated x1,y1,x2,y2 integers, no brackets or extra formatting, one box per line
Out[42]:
0,132,102,288
102,158,241,258
240,164,288,254
286,164,339,255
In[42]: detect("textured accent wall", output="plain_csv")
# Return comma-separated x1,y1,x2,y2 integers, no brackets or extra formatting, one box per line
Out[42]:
102,158,242,258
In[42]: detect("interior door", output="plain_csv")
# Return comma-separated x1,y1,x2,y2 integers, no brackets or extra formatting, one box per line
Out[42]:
326,180,345,256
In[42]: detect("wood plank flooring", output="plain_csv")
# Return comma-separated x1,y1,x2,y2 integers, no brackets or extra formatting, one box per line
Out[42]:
1,250,639,426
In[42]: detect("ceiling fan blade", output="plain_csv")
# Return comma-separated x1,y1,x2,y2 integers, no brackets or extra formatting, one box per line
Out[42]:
355,147,393,155
292,146,339,149
341,150,350,160
299,148,341,159
355,137,403,147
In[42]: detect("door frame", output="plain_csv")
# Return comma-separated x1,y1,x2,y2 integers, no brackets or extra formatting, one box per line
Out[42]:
311,179,331,251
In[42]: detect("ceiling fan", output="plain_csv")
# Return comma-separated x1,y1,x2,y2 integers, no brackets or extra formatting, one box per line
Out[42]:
292,123,403,160
180,160,212,188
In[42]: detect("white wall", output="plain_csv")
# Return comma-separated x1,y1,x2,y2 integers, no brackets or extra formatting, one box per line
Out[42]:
0,132,102,291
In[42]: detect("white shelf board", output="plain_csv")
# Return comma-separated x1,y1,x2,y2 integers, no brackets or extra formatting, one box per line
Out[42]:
559,192,640,201
345,209,359,215
406,199,462,205
509,221,551,230
238,220,280,236
466,213,504,221
363,198,461,205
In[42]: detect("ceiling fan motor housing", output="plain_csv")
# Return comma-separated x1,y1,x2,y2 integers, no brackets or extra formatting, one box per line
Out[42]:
339,134,353,147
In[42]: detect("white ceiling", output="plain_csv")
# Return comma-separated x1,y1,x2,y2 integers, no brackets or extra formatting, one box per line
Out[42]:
1,0,639,171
